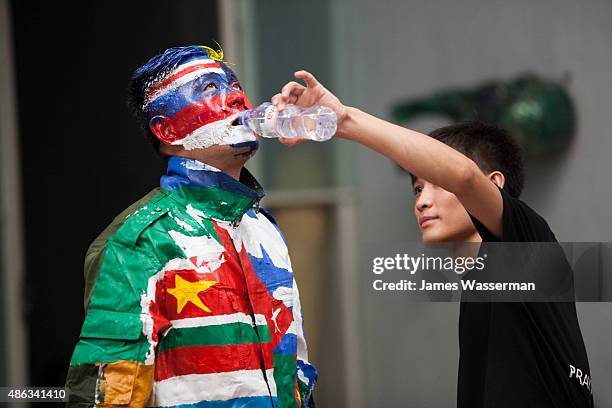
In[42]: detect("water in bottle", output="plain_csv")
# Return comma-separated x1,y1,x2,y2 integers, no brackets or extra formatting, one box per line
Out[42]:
236,102,337,142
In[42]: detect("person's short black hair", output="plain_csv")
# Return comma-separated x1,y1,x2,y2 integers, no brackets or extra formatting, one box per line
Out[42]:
410,121,525,198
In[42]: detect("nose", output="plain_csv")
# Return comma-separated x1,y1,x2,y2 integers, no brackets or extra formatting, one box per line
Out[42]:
224,89,246,111
415,186,433,212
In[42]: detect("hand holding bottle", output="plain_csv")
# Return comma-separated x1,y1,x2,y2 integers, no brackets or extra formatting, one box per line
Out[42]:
271,70,347,146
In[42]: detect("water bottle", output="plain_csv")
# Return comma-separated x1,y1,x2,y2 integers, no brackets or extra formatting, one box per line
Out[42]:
236,102,337,142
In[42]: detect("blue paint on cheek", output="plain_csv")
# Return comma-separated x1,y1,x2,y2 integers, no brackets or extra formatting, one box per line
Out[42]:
231,140,259,157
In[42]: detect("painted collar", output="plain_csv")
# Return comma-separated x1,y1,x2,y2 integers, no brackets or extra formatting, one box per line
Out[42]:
160,156,264,222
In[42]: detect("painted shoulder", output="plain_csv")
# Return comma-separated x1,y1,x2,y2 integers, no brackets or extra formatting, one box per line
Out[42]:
86,188,167,253
110,190,176,248
83,187,169,310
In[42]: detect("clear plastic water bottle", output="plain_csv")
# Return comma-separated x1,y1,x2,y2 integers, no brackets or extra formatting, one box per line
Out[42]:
236,102,337,142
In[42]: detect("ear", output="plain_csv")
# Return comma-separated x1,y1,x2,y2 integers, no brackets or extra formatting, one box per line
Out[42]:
149,115,179,144
488,171,506,190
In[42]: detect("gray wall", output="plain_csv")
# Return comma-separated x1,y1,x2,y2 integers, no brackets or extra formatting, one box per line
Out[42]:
339,0,612,406
0,0,27,390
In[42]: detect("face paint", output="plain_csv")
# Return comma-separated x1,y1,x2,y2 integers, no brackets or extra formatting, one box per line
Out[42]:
175,113,257,151
229,141,260,157
145,55,257,151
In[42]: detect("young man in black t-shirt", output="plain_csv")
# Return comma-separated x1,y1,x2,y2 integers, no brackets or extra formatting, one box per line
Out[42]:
272,71,594,407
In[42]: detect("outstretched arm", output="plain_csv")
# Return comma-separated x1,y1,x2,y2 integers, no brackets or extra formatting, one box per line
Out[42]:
272,71,503,238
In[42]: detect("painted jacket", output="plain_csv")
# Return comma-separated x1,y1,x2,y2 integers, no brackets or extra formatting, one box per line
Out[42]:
65,157,317,408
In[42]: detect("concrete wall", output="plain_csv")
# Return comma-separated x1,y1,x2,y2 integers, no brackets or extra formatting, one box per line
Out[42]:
336,0,612,406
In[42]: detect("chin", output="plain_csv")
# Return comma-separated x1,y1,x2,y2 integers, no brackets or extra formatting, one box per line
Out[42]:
230,140,259,158
421,227,456,244
422,235,443,244
421,230,441,243
422,227,477,244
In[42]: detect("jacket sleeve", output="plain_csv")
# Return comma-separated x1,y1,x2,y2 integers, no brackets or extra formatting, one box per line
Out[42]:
291,279,318,406
65,239,159,407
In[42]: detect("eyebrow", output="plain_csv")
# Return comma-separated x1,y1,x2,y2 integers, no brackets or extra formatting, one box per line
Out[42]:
144,63,225,106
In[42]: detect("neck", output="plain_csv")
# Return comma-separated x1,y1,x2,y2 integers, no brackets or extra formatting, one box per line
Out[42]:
449,231,482,259
222,165,242,180
166,152,244,181
449,242,479,258
194,160,243,180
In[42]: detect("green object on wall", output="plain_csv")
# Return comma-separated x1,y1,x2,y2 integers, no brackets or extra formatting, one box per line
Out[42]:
392,74,576,156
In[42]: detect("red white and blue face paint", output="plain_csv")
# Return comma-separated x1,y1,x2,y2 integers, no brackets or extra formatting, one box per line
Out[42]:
144,55,257,152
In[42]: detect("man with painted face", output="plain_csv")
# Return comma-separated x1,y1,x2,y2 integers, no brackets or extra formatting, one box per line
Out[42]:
273,72,593,407
65,46,317,407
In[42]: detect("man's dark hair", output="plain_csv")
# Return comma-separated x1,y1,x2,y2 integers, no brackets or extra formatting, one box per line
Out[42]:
126,45,239,155
410,121,525,198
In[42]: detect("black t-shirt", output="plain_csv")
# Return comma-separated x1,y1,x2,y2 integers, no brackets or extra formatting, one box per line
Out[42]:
458,186,594,408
